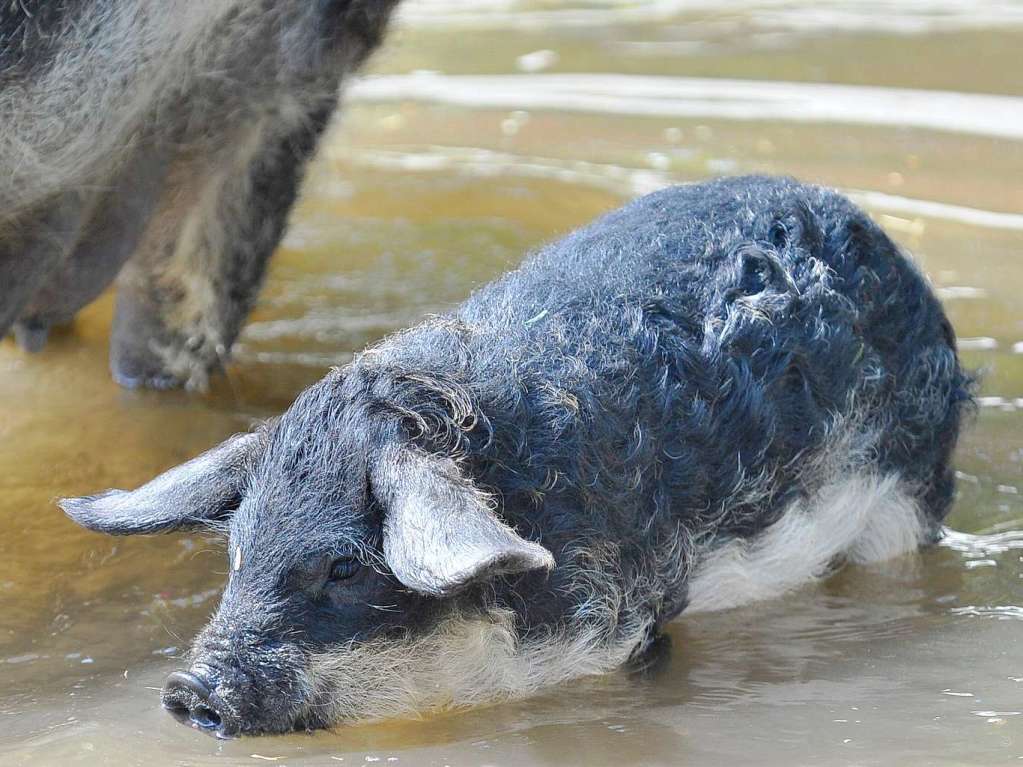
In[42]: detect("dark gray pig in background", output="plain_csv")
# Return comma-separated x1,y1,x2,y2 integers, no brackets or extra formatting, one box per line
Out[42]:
0,0,399,389
63,176,973,737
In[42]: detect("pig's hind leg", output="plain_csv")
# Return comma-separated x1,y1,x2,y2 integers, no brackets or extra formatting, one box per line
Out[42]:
11,145,172,351
685,471,926,615
0,192,91,348
110,104,335,389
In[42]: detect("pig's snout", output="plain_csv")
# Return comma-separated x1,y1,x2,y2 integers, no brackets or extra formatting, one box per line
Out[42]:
162,670,236,739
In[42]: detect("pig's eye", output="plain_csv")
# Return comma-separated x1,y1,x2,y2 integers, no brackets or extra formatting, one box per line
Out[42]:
329,557,362,582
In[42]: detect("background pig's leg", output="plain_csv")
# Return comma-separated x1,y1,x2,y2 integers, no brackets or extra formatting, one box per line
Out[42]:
110,103,336,390
12,146,172,352
0,193,90,345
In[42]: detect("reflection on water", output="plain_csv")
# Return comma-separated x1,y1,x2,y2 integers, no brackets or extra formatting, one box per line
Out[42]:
1,0,1021,764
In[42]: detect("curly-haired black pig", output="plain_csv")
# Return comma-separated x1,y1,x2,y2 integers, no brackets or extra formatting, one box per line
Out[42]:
62,176,973,737
0,1,399,388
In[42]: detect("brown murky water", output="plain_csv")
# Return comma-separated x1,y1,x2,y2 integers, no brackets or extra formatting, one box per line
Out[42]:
2,1,1022,764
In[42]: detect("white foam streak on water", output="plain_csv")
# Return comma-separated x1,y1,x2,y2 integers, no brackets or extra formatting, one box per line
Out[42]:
750,3,1023,34
950,605,1023,620
941,528,1023,556
399,0,786,28
845,190,1023,231
348,73,1023,142
399,0,1023,32
337,146,670,197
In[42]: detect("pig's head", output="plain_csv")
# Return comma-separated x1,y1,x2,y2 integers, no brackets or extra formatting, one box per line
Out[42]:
60,372,555,737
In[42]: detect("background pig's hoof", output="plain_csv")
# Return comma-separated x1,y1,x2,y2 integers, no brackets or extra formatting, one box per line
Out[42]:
109,340,215,390
110,346,185,390
109,290,217,390
12,320,51,353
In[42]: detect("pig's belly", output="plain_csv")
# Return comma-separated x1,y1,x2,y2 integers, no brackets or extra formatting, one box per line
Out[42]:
685,472,923,614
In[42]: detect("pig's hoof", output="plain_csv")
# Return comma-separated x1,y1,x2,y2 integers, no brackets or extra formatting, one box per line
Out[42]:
109,313,187,389
109,327,220,390
109,347,185,390
13,320,50,353
110,290,219,390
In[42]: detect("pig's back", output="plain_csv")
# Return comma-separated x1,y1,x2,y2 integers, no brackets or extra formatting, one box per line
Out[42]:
455,176,969,540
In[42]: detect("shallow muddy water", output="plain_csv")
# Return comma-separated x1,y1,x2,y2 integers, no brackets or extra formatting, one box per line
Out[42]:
2,1,1022,764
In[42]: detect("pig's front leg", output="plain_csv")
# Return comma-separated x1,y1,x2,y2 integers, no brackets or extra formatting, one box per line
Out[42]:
110,104,335,390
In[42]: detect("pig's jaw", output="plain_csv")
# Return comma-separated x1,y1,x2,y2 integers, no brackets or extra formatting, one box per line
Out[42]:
162,608,641,735
167,607,649,735
165,540,662,734
297,608,650,727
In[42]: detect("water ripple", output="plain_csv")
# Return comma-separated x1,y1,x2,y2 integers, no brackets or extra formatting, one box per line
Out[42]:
349,72,1023,141
950,605,1023,621
941,528,1023,556
400,0,1023,33
844,191,1023,232
340,145,1023,232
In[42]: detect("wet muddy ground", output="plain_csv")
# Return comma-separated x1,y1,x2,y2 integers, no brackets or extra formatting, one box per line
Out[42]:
1,1,1021,764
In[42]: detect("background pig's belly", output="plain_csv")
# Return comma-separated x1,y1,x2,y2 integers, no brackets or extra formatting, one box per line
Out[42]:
1,0,1022,764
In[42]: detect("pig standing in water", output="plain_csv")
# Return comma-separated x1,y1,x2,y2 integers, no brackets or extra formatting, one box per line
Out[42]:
63,176,972,737
0,1,399,389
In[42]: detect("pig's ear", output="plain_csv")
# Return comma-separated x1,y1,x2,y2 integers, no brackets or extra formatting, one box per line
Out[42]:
374,449,555,596
60,432,260,535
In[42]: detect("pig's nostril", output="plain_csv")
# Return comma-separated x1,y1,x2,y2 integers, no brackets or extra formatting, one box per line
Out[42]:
162,670,233,738
189,705,222,730
164,670,212,701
